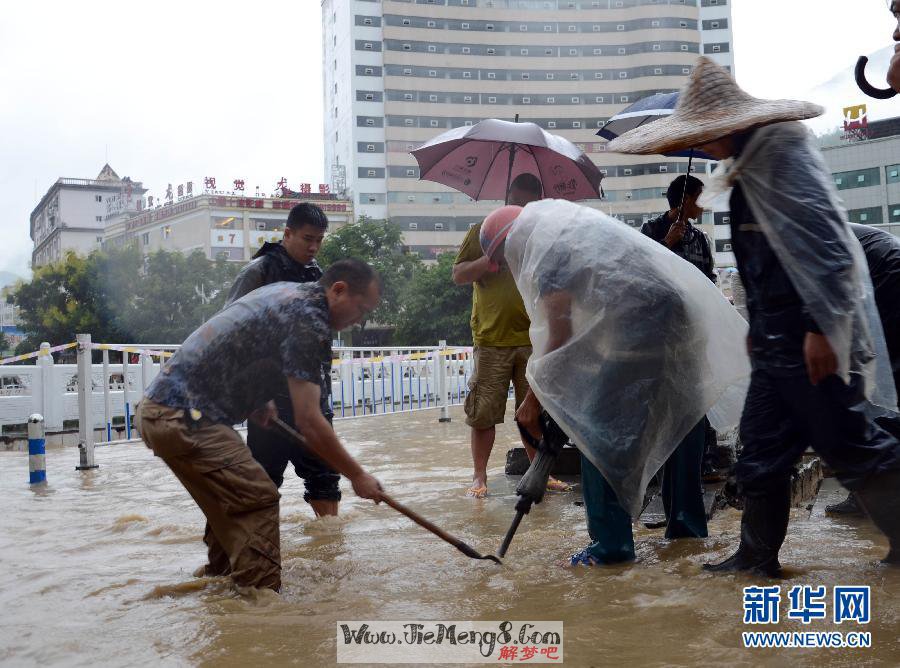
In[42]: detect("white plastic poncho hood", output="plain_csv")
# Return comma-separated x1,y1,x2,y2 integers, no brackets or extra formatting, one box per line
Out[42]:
506,199,751,517
701,121,897,411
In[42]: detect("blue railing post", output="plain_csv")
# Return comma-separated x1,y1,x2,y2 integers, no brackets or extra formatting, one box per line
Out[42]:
28,413,46,485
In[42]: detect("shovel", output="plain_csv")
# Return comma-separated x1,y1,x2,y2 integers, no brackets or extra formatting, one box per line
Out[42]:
269,417,501,564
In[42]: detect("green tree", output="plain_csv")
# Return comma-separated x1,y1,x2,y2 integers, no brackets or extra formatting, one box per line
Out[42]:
11,246,242,351
0,331,9,355
393,252,473,346
318,218,421,328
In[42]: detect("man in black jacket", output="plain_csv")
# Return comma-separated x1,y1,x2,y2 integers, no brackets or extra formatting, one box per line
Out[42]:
640,174,716,283
225,203,341,517
826,224,900,515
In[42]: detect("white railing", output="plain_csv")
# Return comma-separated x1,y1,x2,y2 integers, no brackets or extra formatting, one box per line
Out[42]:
0,337,479,444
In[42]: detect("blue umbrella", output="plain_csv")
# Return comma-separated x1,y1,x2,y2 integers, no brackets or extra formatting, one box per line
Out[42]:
598,93,713,225
597,92,714,159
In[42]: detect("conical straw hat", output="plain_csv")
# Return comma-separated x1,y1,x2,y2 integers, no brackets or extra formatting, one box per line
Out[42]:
607,57,824,155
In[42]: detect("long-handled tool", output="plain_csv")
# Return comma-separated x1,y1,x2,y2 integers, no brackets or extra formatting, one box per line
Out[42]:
269,417,501,564
855,55,897,100
498,412,569,558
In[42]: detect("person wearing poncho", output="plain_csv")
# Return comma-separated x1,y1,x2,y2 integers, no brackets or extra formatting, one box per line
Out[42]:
482,202,751,565
609,56,900,573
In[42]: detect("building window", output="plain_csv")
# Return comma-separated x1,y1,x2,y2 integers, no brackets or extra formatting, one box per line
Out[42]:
548,121,556,128
142,233,150,244
404,118,414,126
406,169,416,177
404,93,413,100
522,97,531,103
619,72,627,79
618,47,626,55
429,94,438,101
680,21,688,28
487,48,495,55
409,223,418,230
364,93,374,100
545,48,553,55
546,73,554,80
857,174,866,183
366,144,375,152
366,119,375,126
572,121,582,128
364,43,373,50
616,24,625,31
488,96,497,103
571,96,579,103
569,48,577,55
547,96,555,103
462,46,470,54
522,73,530,80
651,20,660,27
595,72,604,79
593,48,602,55
653,44,661,51
712,45,721,53
96,216,103,222
654,68,663,74
487,72,496,79
520,24,527,31
683,67,691,74
434,223,444,230
681,44,689,51
544,25,552,32
712,21,720,28
620,95,629,102
462,23,469,29
428,45,437,53
521,48,529,55
570,73,578,80
593,25,601,32
95,195,102,202
486,24,494,31
402,18,410,25
429,70,437,77
595,96,604,103
427,20,436,27
623,168,632,176
568,25,576,32
430,120,439,127
660,165,668,173
367,170,376,177
402,43,411,51
860,213,869,221
365,67,374,75
464,95,472,102
368,196,376,203
363,18,372,25
463,71,472,78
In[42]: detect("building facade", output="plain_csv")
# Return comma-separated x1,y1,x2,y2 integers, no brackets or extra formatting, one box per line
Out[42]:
103,193,353,261
322,0,734,258
30,165,147,268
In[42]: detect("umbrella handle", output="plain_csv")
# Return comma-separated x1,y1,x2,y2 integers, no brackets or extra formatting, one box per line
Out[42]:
855,56,897,100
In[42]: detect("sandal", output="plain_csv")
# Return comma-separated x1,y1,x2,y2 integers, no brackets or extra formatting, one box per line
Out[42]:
465,485,488,499
546,477,573,492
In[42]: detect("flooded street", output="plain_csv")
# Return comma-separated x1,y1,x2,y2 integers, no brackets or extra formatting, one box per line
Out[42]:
1,405,898,667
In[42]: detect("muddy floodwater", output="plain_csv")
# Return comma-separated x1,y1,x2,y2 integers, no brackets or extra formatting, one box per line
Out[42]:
1,405,898,667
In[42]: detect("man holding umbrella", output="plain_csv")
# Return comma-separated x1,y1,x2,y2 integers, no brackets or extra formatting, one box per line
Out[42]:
453,173,569,497
609,57,900,573
411,117,603,498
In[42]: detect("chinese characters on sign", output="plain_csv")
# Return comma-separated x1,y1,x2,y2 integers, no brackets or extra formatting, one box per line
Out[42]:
743,585,870,625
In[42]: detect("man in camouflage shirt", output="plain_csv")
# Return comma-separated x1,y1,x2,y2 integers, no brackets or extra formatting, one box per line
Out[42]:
137,259,382,592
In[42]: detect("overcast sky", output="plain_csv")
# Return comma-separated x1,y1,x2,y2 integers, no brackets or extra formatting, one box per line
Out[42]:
2,0,898,278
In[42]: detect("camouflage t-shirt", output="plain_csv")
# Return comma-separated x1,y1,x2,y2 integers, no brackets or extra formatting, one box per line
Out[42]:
145,282,332,425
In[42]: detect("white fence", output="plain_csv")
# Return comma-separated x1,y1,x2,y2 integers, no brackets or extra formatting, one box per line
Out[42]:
0,337,477,441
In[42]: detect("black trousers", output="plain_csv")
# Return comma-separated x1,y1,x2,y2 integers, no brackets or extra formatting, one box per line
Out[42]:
735,369,900,495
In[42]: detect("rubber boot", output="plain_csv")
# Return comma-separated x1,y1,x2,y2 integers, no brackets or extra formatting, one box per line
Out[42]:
703,478,790,577
854,468,900,564
824,492,864,517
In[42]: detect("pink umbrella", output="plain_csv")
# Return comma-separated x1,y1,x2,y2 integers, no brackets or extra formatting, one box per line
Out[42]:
411,118,604,203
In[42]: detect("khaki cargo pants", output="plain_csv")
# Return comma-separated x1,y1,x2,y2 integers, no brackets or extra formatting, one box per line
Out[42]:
136,399,282,591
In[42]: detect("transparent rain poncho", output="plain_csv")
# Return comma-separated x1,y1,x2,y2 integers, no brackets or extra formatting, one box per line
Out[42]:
506,200,751,517
702,121,897,411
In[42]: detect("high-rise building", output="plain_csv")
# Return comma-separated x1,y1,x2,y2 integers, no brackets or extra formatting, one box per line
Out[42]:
322,0,734,259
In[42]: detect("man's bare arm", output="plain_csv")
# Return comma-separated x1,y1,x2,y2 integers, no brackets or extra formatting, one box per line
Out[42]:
452,255,496,285
287,378,381,500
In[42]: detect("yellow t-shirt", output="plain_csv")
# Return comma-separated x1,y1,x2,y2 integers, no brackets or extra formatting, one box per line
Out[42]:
454,223,531,347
